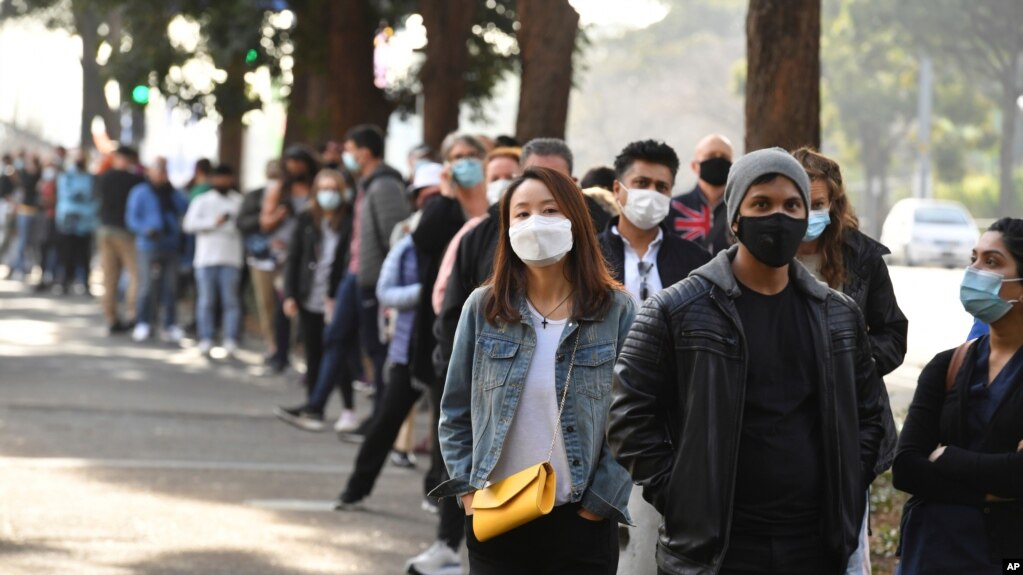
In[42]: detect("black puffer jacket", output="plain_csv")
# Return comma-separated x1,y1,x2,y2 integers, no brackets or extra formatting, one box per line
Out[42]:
283,211,353,307
840,229,907,476
608,247,890,575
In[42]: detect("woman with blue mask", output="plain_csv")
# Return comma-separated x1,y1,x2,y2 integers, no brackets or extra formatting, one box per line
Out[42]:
793,148,907,575
893,217,1023,573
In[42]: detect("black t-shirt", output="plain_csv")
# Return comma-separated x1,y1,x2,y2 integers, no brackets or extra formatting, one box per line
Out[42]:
96,169,144,229
731,280,823,536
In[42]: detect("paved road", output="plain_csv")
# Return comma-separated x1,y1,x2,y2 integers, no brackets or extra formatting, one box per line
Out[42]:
0,263,969,574
0,278,445,575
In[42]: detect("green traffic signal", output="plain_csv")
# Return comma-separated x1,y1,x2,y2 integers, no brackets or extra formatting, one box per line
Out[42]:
246,49,258,65
131,84,150,105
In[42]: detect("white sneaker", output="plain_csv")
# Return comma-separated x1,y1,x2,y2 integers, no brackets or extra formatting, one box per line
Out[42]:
160,325,185,343
132,323,151,342
334,409,359,433
197,339,213,354
223,339,239,355
405,541,461,575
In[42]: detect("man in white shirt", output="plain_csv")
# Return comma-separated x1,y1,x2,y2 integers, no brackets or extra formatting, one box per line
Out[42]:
597,140,711,574
183,165,244,355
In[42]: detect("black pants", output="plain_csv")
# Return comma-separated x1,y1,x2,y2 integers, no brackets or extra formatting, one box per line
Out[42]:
342,362,421,500
465,504,618,575
58,232,91,288
427,368,465,551
657,532,827,575
298,307,324,398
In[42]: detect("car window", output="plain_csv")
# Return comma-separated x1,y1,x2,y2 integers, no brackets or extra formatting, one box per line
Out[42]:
914,207,969,225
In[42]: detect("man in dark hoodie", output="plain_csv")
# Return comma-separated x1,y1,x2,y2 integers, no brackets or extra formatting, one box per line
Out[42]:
608,148,891,575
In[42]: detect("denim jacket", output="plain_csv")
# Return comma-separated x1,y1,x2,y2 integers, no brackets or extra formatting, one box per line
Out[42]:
433,286,637,524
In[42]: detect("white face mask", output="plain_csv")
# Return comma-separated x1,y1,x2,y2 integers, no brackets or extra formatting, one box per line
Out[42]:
486,179,513,206
509,215,573,267
619,184,671,231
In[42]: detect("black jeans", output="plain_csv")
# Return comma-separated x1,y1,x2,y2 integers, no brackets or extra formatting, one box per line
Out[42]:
356,284,387,415
58,232,91,288
465,504,618,575
298,307,324,398
427,368,465,552
342,362,421,500
657,532,826,575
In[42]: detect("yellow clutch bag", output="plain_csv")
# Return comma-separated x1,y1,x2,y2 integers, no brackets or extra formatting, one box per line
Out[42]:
471,461,556,542
470,331,581,542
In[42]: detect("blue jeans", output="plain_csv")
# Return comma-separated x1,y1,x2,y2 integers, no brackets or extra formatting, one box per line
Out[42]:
13,212,38,274
136,249,180,328
307,272,361,411
195,265,241,342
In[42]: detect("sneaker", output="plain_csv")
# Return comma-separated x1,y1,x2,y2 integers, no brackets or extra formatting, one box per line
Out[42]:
389,450,416,469
336,418,371,443
161,325,185,343
108,320,130,335
223,339,239,356
132,323,151,342
420,498,439,514
333,491,365,511
197,339,213,354
273,405,325,432
405,541,462,575
353,379,375,395
333,409,359,433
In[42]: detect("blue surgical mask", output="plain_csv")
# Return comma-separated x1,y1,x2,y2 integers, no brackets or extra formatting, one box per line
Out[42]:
802,209,831,242
960,266,1023,324
317,189,342,211
451,158,484,189
342,152,360,173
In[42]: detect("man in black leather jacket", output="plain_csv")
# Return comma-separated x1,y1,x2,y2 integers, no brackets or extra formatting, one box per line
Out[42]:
608,148,891,575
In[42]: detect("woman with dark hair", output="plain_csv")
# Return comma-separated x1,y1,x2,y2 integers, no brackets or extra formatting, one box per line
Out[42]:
893,217,1023,573
275,169,354,430
433,167,636,573
259,145,320,371
792,147,906,574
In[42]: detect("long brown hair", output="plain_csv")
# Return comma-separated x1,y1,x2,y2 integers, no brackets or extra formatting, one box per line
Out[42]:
484,167,620,325
309,169,350,231
791,147,859,289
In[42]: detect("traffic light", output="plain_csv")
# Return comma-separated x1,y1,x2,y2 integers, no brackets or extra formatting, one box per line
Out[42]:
245,49,258,65
131,84,150,105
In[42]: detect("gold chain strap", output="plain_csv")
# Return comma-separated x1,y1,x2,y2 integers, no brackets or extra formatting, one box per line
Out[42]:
546,326,582,463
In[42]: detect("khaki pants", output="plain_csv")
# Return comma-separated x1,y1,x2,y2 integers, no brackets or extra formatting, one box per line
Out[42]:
98,227,138,325
249,265,278,352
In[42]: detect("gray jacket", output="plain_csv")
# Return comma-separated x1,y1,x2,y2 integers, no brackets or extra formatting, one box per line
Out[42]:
357,163,409,289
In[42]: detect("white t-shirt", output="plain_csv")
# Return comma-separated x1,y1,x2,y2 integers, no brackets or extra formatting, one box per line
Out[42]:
489,302,573,505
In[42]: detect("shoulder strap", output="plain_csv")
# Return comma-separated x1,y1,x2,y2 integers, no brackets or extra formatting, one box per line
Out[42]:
546,328,582,463
946,338,977,393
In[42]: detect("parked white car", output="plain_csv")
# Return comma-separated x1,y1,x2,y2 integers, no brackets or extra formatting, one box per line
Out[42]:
880,199,979,267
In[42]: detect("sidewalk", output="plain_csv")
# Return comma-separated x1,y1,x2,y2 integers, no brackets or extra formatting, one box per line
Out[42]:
0,278,443,575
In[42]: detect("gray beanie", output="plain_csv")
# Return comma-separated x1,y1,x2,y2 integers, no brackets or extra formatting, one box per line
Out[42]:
724,147,811,226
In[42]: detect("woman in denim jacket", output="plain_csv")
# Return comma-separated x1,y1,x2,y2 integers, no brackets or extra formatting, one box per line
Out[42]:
434,167,636,574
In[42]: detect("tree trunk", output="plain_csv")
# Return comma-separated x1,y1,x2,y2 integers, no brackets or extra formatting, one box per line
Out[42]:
998,69,1019,215
283,0,330,146
515,0,579,143
327,0,393,137
745,0,820,152
219,115,244,176
419,0,476,150
74,5,117,149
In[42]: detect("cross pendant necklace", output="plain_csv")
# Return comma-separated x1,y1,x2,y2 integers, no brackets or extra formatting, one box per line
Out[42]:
529,291,573,330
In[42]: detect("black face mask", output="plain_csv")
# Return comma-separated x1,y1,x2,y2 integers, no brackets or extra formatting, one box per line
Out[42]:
699,157,732,187
213,185,231,195
289,172,309,183
735,213,808,268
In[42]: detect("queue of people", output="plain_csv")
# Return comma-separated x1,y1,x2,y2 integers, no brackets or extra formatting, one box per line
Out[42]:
2,128,1019,575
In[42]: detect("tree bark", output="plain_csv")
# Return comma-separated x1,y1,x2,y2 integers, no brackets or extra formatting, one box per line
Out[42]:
74,5,118,149
997,64,1019,215
218,115,244,175
283,0,329,146
419,0,476,150
515,0,578,143
745,0,820,152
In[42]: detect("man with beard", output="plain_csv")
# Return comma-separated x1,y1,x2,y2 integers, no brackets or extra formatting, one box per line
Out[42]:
125,157,189,344
609,148,890,575
669,134,734,254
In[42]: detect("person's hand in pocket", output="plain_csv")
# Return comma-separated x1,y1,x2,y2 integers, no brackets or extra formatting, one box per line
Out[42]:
577,507,603,522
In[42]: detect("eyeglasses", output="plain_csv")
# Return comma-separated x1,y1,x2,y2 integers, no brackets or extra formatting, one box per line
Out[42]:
638,261,654,300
